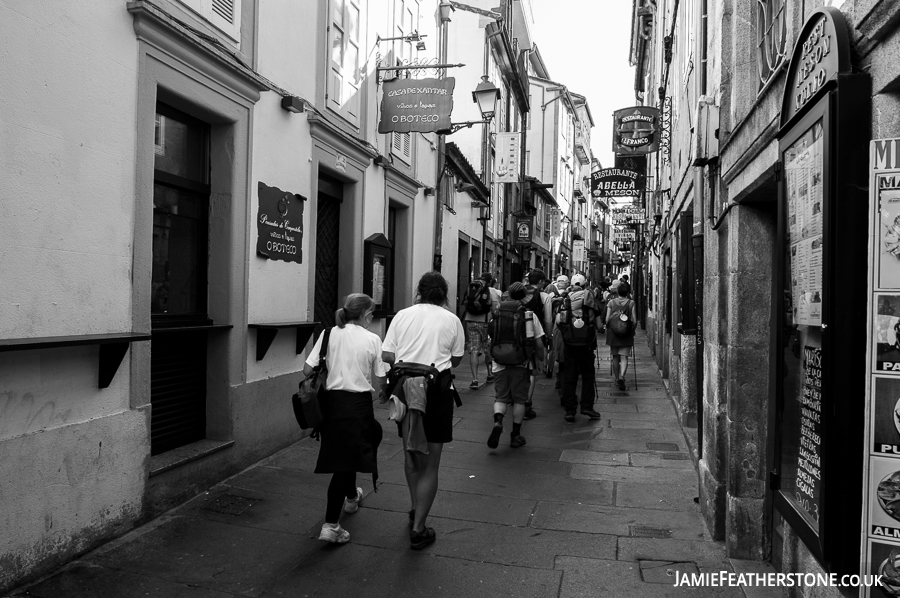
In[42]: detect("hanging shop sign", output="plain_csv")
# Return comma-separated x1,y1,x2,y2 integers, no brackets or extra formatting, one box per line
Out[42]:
573,239,585,263
612,106,660,155
780,8,850,127
256,182,305,264
614,229,636,243
591,168,644,198
660,96,672,165
495,132,521,183
515,215,533,246
378,77,455,134
612,206,646,224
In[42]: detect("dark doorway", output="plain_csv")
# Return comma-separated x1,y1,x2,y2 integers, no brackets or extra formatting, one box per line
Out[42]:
315,173,343,329
150,103,210,456
457,238,469,313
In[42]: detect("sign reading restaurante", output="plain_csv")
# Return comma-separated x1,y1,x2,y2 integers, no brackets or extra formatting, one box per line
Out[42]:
612,106,661,155
592,168,645,198
378,77,456,134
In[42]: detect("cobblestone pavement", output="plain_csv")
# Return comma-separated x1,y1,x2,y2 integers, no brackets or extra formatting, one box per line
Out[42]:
10,330,778,598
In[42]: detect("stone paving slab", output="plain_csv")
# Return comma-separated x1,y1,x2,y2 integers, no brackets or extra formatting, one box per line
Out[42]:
377,463,614,506
18,563,241,598
554,556,745,598
596,427,686,441
346,509,617,568
186,485,325,537
637,403,679,414
403,445,574,477
608,418,683,430
450,427,592,450
617,537,730,567
260,543,562,598
362,480,536,526
86,516,314,597
587,437,688,453
615,481,699,511
559,449,631,465
532,502,708,540
630,453,697,469
569,463,695,485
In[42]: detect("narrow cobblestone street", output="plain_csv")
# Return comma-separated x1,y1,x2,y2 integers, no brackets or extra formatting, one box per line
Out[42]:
10,331,777,598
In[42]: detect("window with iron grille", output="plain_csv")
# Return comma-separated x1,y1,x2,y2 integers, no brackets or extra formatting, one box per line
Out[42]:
757,0,787,91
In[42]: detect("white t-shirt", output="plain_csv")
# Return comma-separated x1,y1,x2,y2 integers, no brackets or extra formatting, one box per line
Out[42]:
305,323,389,393
492,310,545,372
382,303,465,371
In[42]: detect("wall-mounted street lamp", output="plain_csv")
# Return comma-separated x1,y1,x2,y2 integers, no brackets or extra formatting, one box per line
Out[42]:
439,1,454,22
472,75,501,121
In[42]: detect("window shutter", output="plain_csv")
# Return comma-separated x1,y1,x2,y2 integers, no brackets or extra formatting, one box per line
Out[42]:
202,0,241,40
391,132,412,164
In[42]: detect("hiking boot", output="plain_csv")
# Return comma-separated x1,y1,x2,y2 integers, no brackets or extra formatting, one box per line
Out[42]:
564,412,576,423
523,408,537,420
343,487,364,513
469,380,480,389
510,435,527,448
487,425,502,449
318,523,350,544
581,408,602,419
410,526,436,550
617,379,626,391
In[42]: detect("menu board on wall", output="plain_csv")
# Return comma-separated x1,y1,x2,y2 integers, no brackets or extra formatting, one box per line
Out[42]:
785,122,824,326
878,184,900,289
867,540,900,597
871,376,900,455
779,120,826,530
875,295,900,373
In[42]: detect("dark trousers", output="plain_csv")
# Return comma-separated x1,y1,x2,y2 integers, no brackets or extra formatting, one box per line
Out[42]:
325,471,358,523
562,344,596,412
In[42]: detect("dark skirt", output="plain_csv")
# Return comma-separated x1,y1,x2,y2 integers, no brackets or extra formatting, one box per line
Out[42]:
315,390,383,480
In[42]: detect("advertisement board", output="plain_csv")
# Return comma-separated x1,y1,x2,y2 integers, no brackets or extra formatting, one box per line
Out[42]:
495,132,521,183
378,77,455,134
256,182,304,263
612,106,661,155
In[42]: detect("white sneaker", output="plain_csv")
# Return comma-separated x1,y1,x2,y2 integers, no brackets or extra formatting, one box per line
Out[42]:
318,523,350,543
343,487,364,513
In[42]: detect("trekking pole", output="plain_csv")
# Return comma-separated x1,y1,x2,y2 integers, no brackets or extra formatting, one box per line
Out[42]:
632,352,638,390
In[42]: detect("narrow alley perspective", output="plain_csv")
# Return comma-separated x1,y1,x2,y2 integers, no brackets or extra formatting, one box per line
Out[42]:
10,331,770,598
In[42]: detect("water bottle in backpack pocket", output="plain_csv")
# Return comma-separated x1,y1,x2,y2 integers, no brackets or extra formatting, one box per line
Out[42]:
490,301,533,365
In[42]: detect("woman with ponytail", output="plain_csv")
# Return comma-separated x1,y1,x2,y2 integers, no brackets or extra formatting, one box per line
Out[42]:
303,293,388,544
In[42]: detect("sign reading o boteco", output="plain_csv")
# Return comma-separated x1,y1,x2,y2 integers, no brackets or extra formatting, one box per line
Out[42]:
612,106,660,155
257,182,304,264
780,6,850,126
591,168,644,198
378,77,455,134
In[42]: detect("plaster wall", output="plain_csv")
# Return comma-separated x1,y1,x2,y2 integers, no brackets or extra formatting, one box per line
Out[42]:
0,409,147,594
0,2,138,338
255,0,318,101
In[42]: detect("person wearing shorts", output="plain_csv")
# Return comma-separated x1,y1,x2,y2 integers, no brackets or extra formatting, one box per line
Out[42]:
486,282,545,450
382,272,465,550
463,273,501,389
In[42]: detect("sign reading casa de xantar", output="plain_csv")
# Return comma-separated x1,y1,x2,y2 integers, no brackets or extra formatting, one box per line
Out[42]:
379,78,455,134
591,168,645,198
612,106,661,155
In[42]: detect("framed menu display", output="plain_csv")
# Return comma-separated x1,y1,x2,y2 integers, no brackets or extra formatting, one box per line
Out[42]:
772,7,869,580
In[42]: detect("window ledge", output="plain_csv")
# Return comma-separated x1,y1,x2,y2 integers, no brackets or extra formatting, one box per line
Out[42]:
149,439,235,477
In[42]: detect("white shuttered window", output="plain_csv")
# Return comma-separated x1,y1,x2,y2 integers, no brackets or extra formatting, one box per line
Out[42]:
328,0,362,125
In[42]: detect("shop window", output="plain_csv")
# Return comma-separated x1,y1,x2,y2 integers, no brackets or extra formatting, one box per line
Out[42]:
327,0,362,125
757,0,787,90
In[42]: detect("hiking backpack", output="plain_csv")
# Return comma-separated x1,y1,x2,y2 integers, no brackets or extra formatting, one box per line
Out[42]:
465,279,491,315
608,299,635,338
490,301,532,365
559,295,594,347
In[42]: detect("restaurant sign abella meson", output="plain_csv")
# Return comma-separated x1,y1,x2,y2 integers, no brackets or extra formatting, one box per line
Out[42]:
378,77,455,134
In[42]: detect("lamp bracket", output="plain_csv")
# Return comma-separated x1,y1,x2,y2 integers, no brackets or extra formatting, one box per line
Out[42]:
440,120,490,135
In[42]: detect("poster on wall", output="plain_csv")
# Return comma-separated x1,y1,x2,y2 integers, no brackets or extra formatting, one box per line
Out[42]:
869,456,900,539
866,539,900,597
872,376,900,454
878,177,900,289
876,295,900,374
